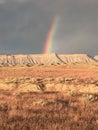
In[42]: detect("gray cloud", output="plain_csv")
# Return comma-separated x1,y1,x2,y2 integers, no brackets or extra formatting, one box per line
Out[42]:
0,0,98,56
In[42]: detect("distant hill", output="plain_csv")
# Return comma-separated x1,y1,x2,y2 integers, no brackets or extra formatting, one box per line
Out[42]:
0,53,96,66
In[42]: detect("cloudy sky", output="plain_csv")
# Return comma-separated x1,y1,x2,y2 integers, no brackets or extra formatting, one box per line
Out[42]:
0,0,98,56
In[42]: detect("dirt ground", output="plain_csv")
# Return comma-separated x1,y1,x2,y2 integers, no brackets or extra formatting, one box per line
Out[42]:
0,64,98,80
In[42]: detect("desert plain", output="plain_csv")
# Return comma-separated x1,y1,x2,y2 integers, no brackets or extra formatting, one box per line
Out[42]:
0,54,98,130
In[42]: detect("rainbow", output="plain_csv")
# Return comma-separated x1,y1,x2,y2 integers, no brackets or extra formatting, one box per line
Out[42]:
43,16,59,54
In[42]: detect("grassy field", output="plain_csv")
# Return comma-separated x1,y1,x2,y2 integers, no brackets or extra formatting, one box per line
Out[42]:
0,91,98,130
0,65,97,130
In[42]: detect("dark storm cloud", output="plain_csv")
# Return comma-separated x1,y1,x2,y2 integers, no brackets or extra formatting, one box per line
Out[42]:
0,0,98,55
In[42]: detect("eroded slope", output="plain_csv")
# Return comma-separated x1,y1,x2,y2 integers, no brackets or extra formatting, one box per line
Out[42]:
0,53,96,66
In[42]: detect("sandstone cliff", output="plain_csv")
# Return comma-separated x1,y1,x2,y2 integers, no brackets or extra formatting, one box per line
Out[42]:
0,53,96,66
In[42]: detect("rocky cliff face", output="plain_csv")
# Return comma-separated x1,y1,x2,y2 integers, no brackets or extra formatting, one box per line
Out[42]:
0,53,96,66
59,54,95,64
94,55,98,61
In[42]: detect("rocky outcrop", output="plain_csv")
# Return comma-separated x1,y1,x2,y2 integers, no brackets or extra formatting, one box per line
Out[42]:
59,54,95,64
0,53,96,66
30,53,62,65
0,77,98,95
94,55,98,61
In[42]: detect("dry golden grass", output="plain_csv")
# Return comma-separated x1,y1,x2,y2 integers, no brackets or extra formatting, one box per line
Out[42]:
0,91,97,130
0,65,97,130
0,64,98,80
